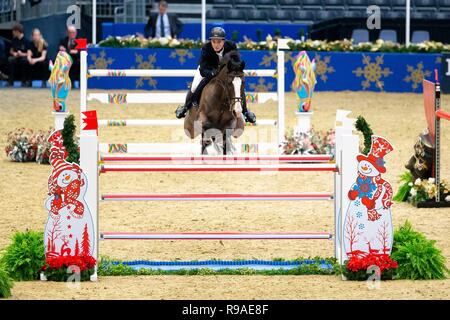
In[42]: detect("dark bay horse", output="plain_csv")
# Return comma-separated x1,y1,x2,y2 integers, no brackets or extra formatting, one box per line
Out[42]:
184,51,246,154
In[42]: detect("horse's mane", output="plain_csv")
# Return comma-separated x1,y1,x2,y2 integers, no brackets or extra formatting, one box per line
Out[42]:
219,50,241,71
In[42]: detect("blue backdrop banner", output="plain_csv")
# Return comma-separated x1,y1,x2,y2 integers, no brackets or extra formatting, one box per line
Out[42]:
88,47,441,93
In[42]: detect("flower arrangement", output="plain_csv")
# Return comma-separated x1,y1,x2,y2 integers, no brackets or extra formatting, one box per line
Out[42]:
282,128,335,156
393,171,450,205
42,255,96,282
98,35,203,49
98,35,450,53
5,128,53,163
343,252,398,281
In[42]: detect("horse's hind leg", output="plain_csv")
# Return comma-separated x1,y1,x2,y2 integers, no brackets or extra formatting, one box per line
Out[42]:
201,132,208,154
223,132,228,155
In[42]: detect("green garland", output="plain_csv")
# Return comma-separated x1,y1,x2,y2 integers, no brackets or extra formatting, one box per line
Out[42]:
97,36,450,53
98,257,340,276
62,114,80,164
355,116,374,155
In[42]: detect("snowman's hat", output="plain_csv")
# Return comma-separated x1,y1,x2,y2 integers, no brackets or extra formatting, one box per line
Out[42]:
50,155,79,180
357,136,393,173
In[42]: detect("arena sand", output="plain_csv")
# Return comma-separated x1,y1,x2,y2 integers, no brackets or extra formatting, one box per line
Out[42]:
0,88,449,299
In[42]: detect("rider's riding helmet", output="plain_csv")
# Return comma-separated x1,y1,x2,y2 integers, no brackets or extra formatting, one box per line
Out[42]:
209,27,226,40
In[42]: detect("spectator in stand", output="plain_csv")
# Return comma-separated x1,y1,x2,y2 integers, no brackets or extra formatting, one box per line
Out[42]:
144,1,183,39
8,23,30,87
58,25,80,83
27,28,49,87
0,36,8,80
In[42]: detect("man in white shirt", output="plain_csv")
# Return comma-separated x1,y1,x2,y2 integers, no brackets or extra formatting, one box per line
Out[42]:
144,1,183,38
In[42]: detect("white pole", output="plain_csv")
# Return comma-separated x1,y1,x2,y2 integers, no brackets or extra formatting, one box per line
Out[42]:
201,0,206,42
333,110,359,265
79,49,97,280
92,0,97,45
405,0,410,47
80,50,88,116
276,41,286,153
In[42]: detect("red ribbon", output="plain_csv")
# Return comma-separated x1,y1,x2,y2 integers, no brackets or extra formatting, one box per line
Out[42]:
75,38,87,50
82,110,98,134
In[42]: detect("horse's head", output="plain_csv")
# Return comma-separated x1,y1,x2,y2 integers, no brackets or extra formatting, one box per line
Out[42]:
219,51,246,115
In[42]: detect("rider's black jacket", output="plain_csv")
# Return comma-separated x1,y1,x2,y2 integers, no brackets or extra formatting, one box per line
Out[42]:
198,40,237,78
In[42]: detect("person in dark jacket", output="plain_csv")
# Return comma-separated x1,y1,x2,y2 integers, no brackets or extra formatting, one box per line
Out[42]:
8,23,30,86
0,36,8,80
27,28,49,85
58,25,80,83
175,27,256,123
144,1,183,38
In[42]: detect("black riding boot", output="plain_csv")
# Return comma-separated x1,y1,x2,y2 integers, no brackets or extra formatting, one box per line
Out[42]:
191,77,210,108
175,78,210,119
175,90,194,119
241,93,256,123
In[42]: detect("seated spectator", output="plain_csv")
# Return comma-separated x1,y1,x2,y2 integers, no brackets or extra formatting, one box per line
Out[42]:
58,25,80,83
0,36,8,80
8,23,30,87
144,1,183,39
27,28,49,86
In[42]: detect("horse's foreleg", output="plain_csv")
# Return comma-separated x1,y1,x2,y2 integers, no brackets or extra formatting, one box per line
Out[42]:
232,116,245,138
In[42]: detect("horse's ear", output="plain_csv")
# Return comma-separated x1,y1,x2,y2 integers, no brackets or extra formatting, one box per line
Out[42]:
240,61,246,71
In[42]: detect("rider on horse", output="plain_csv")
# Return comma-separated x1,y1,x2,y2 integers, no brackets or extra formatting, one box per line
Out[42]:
175,27,256,124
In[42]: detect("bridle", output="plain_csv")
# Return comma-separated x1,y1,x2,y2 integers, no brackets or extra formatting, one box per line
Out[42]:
214,69,244,112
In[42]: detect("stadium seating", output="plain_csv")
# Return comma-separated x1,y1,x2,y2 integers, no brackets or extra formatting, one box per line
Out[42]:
209,0,450,23
411,30,430,42
439,0,450,11
351,29,369,43
379,29,398,42
247,9,270,21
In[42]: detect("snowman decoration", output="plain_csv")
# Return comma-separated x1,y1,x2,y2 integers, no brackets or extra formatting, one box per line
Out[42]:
44,130,95,259
344,135,394,259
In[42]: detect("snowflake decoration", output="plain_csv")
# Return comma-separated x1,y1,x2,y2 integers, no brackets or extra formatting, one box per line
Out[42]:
354,199,361,206
285,52,298,68
259,52,277,67
89,51,114,75
353,176,377,199
169,49,194,65
358,223,365,230
249,78,275,92
133,53,159,89
352,54,392,91
404,62,432,91
314,54,335,82
356,212,363,218
435,56,442,64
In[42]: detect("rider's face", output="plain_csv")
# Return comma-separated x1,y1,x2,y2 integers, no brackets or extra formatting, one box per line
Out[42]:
211,39,225,52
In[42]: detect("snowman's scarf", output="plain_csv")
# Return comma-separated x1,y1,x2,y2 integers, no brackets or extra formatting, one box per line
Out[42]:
371,175,393,209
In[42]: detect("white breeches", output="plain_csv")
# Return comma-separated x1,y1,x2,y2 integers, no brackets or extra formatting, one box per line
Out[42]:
190,67,203,93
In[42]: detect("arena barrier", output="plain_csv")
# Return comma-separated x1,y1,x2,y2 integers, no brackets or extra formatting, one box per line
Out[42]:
423,78,450,206
81,40,289,155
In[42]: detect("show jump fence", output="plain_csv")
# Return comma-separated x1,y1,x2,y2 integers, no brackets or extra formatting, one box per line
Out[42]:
50,39,360,281
72,108,359,280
